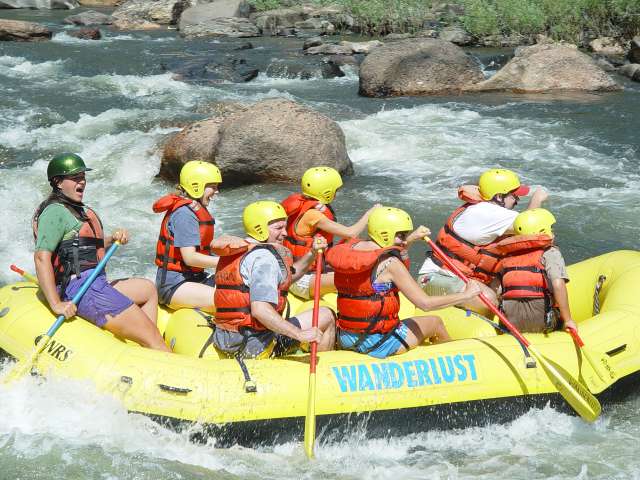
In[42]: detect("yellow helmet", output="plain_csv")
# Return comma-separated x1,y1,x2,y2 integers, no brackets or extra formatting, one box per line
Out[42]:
243,201,287,242
179,161,222,199
513,208,556,236
301,166,343,204
367,207,414,248
478,169,530,201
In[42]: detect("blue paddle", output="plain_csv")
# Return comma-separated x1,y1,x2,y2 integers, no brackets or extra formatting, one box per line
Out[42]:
3,241,120,383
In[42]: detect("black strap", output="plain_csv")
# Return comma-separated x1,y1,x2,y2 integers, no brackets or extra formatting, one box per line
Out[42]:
502,285,546,293
502,266,545,274
216,284,250,293
216,306,252,313
284,235,307,247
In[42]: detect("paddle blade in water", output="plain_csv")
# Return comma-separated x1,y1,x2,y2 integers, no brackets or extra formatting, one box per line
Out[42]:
529,345,601,422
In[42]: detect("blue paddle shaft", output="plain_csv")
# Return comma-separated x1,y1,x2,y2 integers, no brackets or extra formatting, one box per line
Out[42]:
45,242,120,337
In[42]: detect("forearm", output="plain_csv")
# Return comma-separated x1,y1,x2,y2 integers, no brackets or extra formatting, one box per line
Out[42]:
34,252,62,307
251,302,301,339
180,248,219,269
418,291,472,312
292,250,315,281
553,279,573,324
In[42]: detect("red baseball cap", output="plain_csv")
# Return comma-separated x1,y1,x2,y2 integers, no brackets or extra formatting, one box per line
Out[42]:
512,184,530,196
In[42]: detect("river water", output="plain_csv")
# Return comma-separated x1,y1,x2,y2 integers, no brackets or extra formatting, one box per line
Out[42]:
1,8,639,479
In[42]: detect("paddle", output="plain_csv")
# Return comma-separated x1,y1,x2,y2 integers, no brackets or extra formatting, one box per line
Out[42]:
425,237,601,422
3,242,120,383
566,326,613,388
10,264,38,284
304,249,323,459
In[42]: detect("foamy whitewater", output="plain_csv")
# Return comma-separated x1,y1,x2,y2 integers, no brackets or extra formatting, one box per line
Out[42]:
1,10,639,478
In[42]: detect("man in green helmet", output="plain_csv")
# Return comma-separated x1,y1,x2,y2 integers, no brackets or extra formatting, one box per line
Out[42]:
33,153,170,352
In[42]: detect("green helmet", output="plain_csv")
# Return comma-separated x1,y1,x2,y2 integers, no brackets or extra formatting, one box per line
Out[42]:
47,153,92,180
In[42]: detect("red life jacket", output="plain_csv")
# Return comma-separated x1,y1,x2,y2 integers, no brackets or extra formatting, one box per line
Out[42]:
153,194,214,274
213,242,293,332
281,193,336,271
326,238,410,335
493,234,554,300
32,200,105,288
434,186,504,284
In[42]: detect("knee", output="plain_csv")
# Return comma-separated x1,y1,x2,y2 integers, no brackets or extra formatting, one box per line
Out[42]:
319,307,336,327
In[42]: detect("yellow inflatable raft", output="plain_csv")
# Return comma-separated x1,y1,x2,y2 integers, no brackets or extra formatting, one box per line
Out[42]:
0,250,639,445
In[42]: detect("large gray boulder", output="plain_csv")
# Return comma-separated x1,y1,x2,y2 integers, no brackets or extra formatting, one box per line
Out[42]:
112,0,189,25
438,26,473,46
215,99,353,186
160,103,248,181
619,63,640,82
64,10,112,25
359,38,484,97
179,6,259,38
628,36,640,63
0,0,77,8
0,19,51,41
589,37,624,56
466,43,621,93
250,6,309,35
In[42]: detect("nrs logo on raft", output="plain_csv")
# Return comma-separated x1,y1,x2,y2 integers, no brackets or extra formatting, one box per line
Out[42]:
332,354,478,393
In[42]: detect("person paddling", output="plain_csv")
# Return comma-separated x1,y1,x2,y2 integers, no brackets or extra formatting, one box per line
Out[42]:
33,153,169,352
492,208,578,333
326,207,482,359
419,168,547,315
212,201,336,359
153,161,222,312
281,166,380,300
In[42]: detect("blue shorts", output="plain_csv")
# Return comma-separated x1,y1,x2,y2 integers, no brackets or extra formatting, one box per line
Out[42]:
63,270,134,328
338,322,410,359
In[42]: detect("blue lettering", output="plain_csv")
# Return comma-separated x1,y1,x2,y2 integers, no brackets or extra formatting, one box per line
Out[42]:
332,366,357,393
414,360,433,386
463,354,478,380
358,364,375,391
402,361,417,388
438,356,456,383
388,362,405,388
428,358,442,384
371,363,391,389
453,354,467,381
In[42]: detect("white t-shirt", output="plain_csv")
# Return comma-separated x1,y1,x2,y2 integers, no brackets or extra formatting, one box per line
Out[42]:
419,202,517,276
452,202,518,245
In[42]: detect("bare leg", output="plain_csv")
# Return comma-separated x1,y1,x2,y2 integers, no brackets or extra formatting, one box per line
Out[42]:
104,304,171,352
295,306,336,351
394,315,450,355
166,282,215,312
308,272,337,297
112,278,159,325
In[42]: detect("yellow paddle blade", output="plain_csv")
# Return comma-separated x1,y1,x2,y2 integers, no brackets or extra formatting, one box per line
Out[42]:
304,372,317,459
579,347,616,394
2,334,51,384
529,345,601,422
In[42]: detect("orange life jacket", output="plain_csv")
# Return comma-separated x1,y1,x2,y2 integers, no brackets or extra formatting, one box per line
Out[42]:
434,186,503,284
214,242,293,332
153,194,214,275
494,234,554,300
327,238,410,335
281,193,335,271
32,199,105,288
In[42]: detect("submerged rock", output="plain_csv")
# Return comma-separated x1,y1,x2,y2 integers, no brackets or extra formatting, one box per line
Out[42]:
171,56,259,83
214,99,353,186
68,26,101,39
0,19,52,41
359,38,484,97
64,10,112,25
466,43,621,93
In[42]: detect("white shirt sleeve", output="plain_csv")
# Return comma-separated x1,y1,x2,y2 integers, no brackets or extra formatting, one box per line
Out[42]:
452,202,518,245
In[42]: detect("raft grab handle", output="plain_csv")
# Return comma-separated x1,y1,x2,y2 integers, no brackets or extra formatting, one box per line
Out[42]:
158,383,192,394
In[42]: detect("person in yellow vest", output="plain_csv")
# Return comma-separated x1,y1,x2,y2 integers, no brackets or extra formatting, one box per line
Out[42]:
492,208,577,333
419,168,548,315
212,201,336,359
326,207,481,358
281,166,379,300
